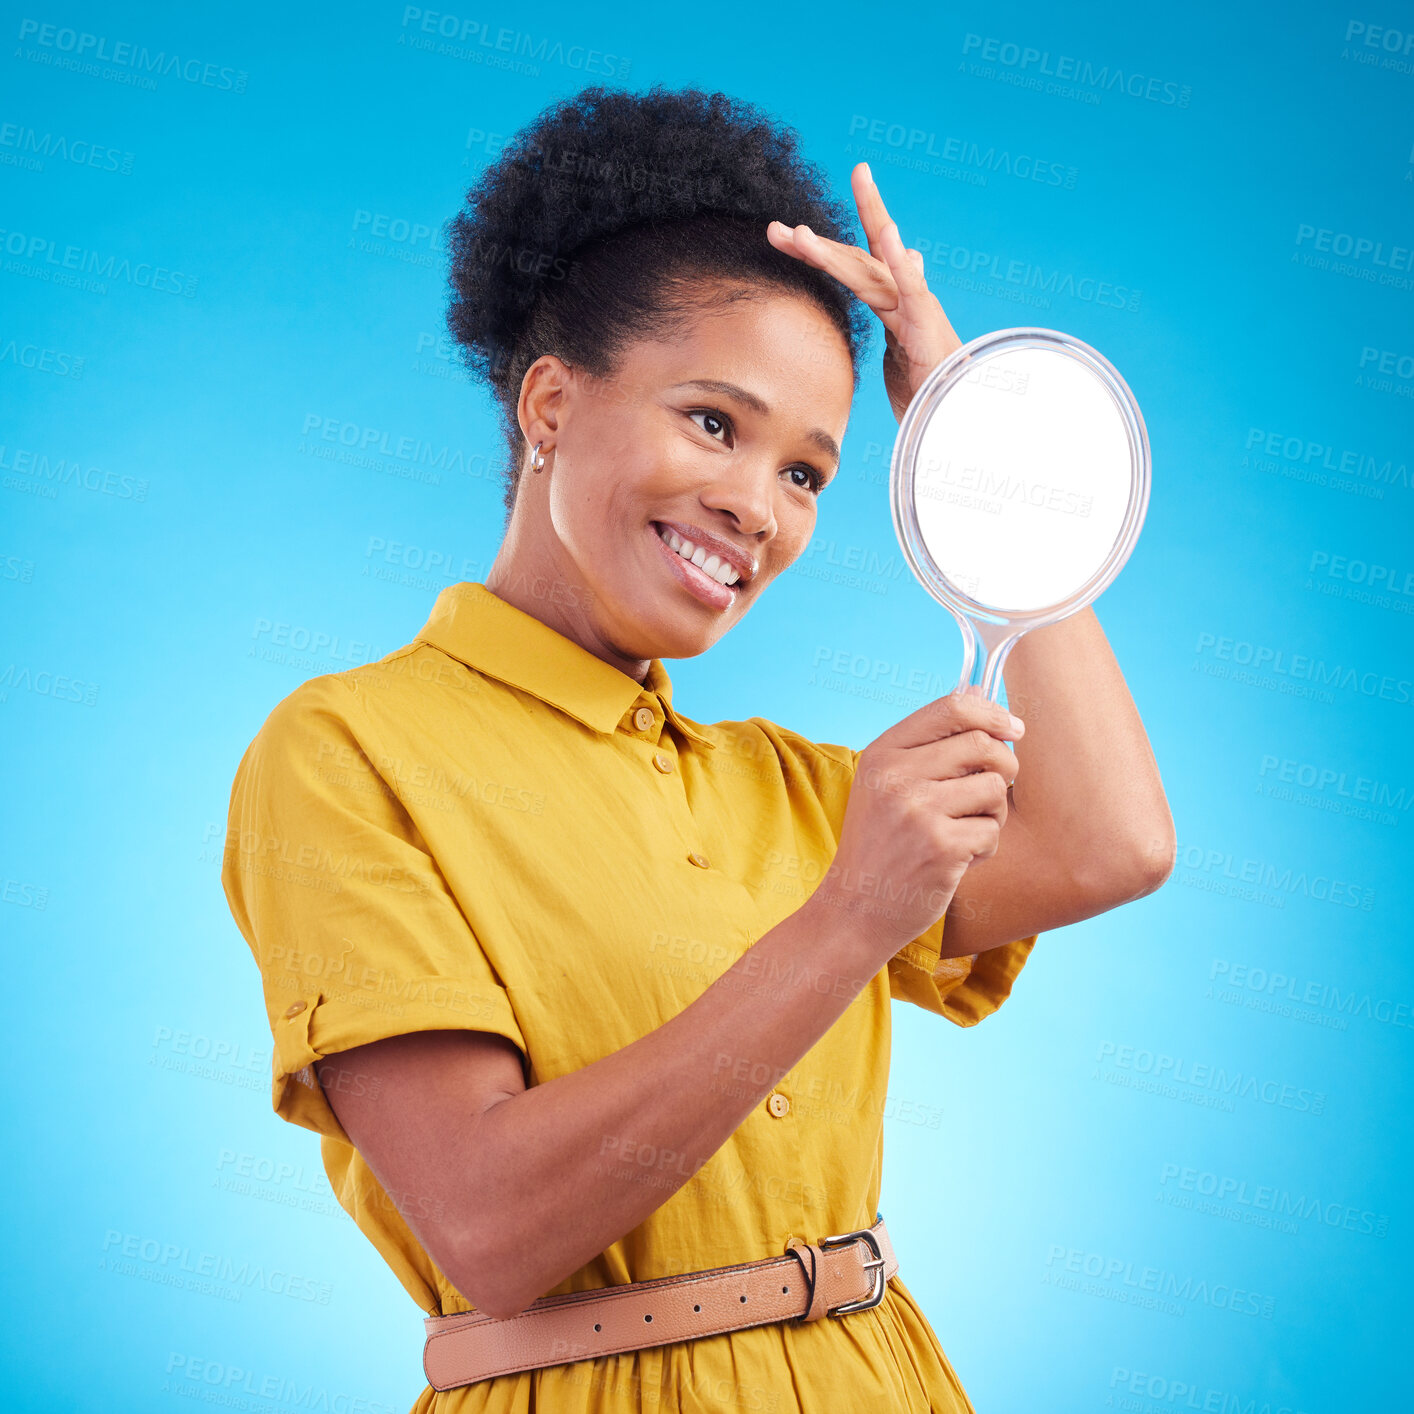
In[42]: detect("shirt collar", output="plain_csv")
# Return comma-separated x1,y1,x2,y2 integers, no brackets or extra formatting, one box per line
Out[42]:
415,581,716,748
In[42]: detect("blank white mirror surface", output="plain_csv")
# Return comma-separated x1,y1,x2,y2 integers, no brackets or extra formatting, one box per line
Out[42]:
911,346,1134,613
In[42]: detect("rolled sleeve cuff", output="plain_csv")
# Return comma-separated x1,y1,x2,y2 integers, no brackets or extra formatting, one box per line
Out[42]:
888,921,1038,1026
268,978,528,1143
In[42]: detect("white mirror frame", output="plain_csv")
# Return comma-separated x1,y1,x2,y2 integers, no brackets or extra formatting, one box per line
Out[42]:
890,326,1152,701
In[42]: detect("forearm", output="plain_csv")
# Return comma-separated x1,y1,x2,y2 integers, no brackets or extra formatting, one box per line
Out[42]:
1003,605,1175,886
457,888,897,1317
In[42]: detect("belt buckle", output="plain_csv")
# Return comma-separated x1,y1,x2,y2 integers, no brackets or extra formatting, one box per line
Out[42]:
818,1226,886,1316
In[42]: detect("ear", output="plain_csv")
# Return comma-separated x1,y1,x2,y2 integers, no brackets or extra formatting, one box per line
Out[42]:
517,354,573,453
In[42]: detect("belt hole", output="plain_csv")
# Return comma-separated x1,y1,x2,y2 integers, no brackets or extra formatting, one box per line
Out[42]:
739,1294,747,1303
693,1304,701,1312
782,1285,789,1293
594,1323,601,1332
644,1313,652,1322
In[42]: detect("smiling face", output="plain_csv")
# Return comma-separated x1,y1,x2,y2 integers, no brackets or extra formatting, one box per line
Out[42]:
487,286,855,680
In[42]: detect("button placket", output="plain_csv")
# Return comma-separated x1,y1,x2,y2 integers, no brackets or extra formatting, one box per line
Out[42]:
636,707,721,889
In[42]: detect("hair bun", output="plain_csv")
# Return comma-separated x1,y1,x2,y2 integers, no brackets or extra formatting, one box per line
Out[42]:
444,83,871,520
445,84,860,390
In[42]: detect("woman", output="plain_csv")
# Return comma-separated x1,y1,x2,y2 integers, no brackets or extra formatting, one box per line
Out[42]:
221,85,1174,1412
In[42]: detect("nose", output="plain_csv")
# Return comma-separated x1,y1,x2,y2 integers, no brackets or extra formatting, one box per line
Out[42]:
696,457,779,541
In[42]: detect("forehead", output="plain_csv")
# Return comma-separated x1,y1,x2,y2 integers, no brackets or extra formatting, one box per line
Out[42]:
625,291,855,429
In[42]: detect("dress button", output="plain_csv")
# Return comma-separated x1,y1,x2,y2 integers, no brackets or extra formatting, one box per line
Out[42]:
653,751,673,773
767,1092,791,1118
688,852,710,869
634,706,655,732
283,1000,307,1018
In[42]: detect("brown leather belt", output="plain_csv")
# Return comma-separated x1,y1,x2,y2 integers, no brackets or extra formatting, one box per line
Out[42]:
422,1213,896,1391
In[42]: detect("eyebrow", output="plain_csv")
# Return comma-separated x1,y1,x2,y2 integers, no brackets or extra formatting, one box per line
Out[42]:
669,378,841,470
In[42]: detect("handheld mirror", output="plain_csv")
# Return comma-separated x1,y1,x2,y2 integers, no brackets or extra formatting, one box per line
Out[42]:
890,326,1151,701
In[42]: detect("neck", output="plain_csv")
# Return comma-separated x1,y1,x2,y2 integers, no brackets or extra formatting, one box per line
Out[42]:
484,515,651,684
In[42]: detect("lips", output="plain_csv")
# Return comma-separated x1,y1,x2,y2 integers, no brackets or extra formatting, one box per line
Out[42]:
650,519,757,586
649,522,741,610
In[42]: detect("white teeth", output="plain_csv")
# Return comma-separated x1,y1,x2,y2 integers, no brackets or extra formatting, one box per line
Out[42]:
656,525,741,587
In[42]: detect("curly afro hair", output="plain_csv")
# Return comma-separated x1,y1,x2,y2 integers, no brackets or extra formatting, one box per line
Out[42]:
443,84,874,520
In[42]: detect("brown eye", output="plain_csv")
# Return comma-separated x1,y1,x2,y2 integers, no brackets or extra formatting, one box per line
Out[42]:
785,466,825,494
688,409,731,441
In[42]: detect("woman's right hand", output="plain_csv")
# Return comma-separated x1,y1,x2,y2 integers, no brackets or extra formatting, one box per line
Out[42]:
814,688,1025,955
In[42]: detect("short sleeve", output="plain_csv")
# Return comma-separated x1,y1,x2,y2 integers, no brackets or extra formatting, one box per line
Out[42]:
220,676,527,1143
842,747,1037,1026
885,915,1036,1024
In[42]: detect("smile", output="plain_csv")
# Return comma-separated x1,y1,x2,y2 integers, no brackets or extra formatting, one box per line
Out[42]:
655,523,743,586
649,522,744,610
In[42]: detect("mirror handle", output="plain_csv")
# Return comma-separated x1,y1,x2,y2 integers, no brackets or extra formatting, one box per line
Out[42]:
954,614,1022,704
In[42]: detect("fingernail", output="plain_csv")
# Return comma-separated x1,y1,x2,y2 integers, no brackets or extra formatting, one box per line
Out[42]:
861,162,873,184
1008,714,1025,734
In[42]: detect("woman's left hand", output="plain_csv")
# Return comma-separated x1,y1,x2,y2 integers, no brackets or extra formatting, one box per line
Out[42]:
766,162,962,425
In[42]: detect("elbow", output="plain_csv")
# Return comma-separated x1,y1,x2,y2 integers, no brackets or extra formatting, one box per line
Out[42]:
1073,824,1176,908
467,1290,530,1323
445,1212,541,1322
1117,825,1177,900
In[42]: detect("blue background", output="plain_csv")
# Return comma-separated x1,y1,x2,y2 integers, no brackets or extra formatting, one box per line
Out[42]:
3,1,1411,1408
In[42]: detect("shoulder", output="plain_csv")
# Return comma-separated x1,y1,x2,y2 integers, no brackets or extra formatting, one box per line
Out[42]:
693,713,857,797
247,639,477,752
244,663,362,759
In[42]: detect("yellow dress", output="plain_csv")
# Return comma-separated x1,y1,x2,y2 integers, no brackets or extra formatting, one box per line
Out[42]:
221,580,1038,1413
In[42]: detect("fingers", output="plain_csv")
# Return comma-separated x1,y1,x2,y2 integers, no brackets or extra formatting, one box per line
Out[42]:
874,212,933,305
923,728,1019,784
886,686,1024,752
935,767,1011,824
768,163,961,393
766,218,897,310
850,162,938,306
850,162,892,264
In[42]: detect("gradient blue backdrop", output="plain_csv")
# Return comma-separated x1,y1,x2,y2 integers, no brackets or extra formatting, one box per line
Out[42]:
3,1,1411,1409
